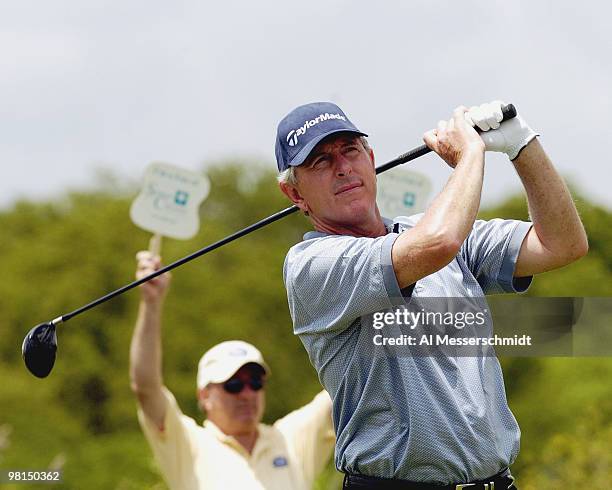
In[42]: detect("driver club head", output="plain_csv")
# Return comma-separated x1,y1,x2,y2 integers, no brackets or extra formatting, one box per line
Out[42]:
22,322,58,378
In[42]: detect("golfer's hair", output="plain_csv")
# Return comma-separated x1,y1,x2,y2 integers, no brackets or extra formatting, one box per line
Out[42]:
277,136,371,186
277,167,298,186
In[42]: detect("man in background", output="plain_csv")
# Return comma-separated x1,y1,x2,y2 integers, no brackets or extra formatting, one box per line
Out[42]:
130,251,334,490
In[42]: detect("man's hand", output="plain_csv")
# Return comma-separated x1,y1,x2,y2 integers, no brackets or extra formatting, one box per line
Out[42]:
465,101,539,160
135,251,171,305
423,106,485,168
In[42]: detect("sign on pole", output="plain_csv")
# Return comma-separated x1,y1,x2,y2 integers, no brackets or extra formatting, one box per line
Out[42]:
376,168,432,218
130,162,210,243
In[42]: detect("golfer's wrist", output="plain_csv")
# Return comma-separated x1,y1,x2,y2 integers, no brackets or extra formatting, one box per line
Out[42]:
458,144,485,165
509,133,539,162
501,115,539,160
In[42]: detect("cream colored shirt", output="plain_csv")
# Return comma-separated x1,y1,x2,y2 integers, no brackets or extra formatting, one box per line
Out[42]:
138,387,334,490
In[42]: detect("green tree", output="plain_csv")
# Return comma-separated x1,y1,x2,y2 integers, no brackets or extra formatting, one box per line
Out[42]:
0,164,610,488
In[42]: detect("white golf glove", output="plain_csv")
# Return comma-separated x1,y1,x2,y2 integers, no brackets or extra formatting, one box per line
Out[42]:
465,101,539,160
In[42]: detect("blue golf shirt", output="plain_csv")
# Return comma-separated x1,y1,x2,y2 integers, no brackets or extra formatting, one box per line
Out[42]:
282,214,533,484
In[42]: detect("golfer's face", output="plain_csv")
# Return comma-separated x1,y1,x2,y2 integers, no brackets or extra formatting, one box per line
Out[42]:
295,134,377,228
203,365,265,434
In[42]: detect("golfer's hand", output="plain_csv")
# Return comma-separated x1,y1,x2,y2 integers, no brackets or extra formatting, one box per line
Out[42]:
465,100,539,160
135,251,171,305
423,106,485,168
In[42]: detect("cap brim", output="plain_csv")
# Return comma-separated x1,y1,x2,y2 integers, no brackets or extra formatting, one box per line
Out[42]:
289,129,368,167
206,359,271,385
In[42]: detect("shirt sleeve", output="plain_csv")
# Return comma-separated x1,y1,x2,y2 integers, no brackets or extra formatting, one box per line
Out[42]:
273,390,335,486
460,219,534,294
137,386,198,489
283,234,406,335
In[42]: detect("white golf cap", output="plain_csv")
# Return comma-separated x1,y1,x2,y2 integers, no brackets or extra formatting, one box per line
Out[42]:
196,340,270,390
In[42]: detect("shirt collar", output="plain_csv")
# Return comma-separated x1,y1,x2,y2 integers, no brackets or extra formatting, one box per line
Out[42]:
203,419,233,442
203,420,268,456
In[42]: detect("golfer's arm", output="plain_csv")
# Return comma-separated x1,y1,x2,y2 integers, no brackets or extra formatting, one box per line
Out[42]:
512,139,588,277
129,301,166,429
392,149,485,288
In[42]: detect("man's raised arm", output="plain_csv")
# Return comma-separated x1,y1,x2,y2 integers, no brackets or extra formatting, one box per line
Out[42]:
464,101,588,277
129,251,171,430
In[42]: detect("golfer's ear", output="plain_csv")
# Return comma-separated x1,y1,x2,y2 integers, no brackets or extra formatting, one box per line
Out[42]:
279,182,308,214
368,147,375,168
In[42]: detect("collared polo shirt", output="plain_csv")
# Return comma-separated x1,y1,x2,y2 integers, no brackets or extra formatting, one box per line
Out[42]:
138,387,334,490
282,214,533,484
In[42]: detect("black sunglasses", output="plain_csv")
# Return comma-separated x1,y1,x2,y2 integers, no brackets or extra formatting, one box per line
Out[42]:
223,376,265,394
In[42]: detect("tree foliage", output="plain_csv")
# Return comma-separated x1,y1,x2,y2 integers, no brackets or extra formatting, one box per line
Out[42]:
0,163,610,488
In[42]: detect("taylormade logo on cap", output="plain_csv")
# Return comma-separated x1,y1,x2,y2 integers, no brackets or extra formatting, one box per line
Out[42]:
275,102,367,172
286,113,347,147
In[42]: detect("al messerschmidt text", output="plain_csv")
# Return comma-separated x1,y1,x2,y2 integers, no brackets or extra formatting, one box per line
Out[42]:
373,334,532,346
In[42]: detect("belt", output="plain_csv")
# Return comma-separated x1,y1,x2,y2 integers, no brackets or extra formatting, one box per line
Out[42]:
343,468,517,490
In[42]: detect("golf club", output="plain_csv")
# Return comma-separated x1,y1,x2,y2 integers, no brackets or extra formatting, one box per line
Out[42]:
22,104,517,378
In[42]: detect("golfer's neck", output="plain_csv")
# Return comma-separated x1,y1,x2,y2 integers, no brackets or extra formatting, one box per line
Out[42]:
311,214,387,238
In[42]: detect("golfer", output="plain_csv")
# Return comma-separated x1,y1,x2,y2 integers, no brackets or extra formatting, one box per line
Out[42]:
129,252,335,490
276,101,588,488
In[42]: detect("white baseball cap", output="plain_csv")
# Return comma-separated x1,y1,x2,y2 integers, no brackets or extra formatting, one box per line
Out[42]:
196,340,270,390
